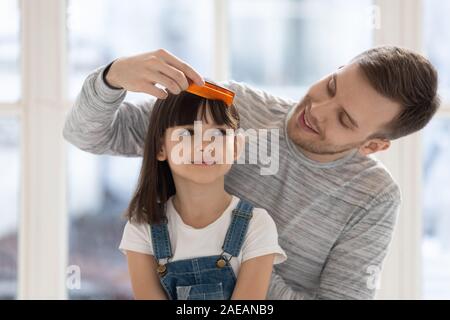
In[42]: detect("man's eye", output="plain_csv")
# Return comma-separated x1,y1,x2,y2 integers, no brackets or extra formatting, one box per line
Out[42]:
339,113,351,129
327,78,335,96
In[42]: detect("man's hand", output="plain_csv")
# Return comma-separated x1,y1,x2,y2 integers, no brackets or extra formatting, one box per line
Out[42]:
105,49,205,99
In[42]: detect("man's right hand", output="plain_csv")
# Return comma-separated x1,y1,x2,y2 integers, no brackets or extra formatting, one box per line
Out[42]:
105,49,205,99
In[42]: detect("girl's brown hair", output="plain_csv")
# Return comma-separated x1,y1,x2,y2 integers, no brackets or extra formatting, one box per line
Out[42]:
125,91,240,225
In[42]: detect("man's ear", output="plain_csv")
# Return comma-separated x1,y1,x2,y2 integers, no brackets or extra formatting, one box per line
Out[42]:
233,131,245,161
156,140,167,161
359,138,391,156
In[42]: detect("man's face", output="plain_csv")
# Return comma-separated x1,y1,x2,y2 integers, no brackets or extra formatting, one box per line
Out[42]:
287,63,402,158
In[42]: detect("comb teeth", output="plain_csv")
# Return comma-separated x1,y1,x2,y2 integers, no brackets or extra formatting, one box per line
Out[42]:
186,80,235,107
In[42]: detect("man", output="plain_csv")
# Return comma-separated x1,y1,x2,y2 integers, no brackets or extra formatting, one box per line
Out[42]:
63,46,440,299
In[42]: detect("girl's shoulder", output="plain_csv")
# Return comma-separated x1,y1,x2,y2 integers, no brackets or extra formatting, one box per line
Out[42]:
237,202,287,264
248,206,277,230
233,198,277,233
233,197,275,227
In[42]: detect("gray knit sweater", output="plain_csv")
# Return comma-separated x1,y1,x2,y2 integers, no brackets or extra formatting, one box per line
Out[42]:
63,66,401,300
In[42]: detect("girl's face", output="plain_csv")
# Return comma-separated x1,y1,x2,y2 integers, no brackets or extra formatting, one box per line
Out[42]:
157,107,242,185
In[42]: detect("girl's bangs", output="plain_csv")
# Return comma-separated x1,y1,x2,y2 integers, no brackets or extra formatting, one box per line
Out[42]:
163,92,239,129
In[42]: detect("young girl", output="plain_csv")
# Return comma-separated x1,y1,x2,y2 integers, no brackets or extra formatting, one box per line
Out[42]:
119,84,286,300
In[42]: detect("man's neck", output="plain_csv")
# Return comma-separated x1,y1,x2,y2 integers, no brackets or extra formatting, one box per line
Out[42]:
296,145,359,164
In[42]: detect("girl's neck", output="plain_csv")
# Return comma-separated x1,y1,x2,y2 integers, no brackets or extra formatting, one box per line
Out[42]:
171,177,232,229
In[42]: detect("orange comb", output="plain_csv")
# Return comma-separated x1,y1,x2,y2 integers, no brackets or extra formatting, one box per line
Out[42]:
186,80,235,107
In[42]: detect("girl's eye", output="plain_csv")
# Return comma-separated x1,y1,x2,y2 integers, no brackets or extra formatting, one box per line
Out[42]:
210,129,227,136
178,129,193,137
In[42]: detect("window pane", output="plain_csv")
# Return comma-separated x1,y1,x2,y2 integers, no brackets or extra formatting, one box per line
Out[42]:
0,118,20,299
230,0,374,99
423,0,450,299
0,0,20,102
422,118,450,299
424,0,450,101
67,0,214,100
67,0,215,299
67,146,141,299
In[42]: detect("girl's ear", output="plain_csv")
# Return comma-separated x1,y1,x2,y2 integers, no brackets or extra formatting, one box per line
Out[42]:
233,131,245,161
156,139,167,161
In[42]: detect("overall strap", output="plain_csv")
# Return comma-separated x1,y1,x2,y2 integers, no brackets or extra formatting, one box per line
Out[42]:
150,223,173,260
222,199,254,257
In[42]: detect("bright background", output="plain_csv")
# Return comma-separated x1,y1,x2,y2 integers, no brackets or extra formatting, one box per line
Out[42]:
0,0,449,299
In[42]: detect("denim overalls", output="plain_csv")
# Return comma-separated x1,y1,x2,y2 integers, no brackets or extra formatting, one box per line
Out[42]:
150,199,254,300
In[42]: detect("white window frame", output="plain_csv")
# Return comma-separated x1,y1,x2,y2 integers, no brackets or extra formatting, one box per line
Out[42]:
374,0,450,300
2,0,445,299
18,0,68,299
372,0,423,300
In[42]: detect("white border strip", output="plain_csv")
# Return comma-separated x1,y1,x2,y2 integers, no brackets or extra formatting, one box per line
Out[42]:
374,0,423,300
18,0,68,300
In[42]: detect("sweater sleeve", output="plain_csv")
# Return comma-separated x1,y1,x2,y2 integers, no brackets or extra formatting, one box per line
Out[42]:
63,65,153,157
63,67,290,156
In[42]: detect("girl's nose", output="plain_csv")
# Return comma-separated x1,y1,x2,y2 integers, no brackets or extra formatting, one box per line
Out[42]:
194,143,204,153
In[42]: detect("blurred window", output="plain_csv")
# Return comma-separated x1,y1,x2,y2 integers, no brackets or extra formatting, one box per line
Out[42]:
422,0,450,299
0,0,20,299
0,118,20,299
230,0,374,99
67,0,213,299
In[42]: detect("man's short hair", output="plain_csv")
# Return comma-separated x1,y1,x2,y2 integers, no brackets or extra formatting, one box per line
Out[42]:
352,46,440,140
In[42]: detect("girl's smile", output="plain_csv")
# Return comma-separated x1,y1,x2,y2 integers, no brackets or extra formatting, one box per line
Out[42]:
191,160,217,166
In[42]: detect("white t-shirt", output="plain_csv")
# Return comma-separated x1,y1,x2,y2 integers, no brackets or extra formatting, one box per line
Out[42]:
119,195,287,276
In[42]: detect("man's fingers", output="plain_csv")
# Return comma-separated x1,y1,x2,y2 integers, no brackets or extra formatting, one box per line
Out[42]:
157,49,204,87
139,83,168,99
155,62,190,90
150,72,183,94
